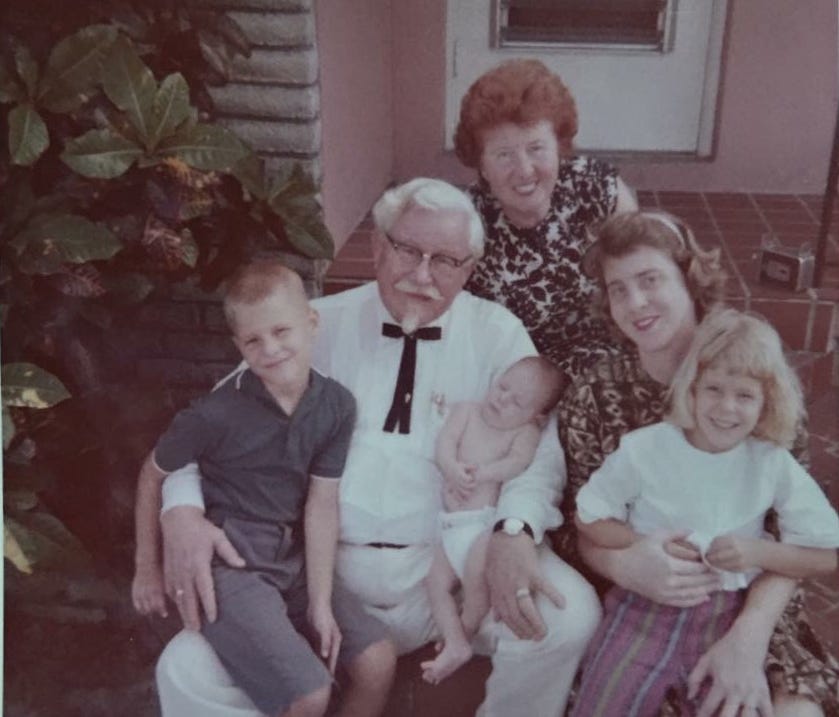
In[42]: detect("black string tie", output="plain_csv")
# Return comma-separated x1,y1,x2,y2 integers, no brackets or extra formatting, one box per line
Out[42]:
381,323,442,434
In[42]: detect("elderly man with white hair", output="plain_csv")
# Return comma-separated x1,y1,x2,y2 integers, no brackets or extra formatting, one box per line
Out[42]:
155,178,601,717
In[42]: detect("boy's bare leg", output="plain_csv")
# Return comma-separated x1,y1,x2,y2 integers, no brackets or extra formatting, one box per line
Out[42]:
460,531,491,638
336,638,396,717
420,544,474,684
280,684,331,717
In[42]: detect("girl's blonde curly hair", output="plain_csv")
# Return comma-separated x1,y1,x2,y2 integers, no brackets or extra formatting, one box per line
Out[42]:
667,307,804,448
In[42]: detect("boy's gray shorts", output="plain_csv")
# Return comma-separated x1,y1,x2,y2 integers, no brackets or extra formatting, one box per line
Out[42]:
202,565,388,716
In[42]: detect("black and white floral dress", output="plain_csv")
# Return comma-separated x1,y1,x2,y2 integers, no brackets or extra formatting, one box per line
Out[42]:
465,156,620,379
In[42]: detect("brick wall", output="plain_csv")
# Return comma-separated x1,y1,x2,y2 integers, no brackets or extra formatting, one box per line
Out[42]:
126,0,324,405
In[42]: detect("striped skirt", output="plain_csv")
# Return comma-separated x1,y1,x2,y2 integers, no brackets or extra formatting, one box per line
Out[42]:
570,587,745,717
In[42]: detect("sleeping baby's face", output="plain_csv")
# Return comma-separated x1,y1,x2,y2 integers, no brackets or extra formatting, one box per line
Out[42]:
480,362,547,431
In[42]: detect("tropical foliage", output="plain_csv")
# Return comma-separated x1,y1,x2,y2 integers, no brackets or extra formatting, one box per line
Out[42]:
1,0,333,583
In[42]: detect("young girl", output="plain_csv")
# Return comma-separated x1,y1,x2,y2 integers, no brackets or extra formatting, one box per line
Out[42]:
571,307,839,716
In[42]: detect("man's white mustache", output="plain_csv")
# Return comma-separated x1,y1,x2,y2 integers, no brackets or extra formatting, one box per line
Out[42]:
394,279,443,301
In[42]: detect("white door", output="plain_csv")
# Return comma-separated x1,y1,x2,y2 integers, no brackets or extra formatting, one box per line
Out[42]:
445,0,728,155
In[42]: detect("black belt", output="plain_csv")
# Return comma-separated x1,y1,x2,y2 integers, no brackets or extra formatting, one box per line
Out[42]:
366,542,410,549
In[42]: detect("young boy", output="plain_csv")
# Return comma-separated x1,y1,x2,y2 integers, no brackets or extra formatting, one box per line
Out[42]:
131,259,395,717
422,356,563,684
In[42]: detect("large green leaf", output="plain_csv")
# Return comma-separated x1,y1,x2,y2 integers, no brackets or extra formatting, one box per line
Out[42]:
101,37,156,144
0,61,25,104
61,127,143,178
5,522,33,574
2,363,70,409
8,104,49,166
281,214,334,260
104,272,156,305
3,404,15,449
157,123,249,171
10,213,121,274
5,490,38,512
147,73,191,150
269,163,319,203
6,512,93,573
13,45,39,98
232,151,268,200
38,25,118,113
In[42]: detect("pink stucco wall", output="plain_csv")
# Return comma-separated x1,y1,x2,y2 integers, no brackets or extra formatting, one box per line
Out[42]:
315,1,393,250
391,0,838,194
621,0,839,193
317,0,838,247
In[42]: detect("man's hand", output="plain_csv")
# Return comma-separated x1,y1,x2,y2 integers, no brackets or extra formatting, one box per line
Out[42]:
688,620,774,717
160,506,245,630
604,531,720,607
705,535,762,573
484,532,565,640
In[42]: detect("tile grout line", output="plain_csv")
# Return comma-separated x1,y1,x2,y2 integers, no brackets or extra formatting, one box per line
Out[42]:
705,192,751,311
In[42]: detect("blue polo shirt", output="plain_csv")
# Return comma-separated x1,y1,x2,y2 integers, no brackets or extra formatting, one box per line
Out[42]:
154,368,356,529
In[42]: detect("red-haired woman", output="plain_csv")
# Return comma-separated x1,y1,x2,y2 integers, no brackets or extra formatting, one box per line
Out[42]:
455,58,637,383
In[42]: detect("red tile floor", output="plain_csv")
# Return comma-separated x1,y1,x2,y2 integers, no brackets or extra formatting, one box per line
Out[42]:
325,191,839,715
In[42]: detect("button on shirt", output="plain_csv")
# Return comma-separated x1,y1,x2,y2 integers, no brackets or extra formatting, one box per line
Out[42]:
311,283,564,547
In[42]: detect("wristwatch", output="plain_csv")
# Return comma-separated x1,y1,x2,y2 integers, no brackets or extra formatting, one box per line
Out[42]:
493,518,534,539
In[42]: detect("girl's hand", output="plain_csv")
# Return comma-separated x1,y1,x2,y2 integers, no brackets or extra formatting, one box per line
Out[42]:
132,563,168,617
606,530,721,607
308,602,342,674
665,537,703,562
705,535,762,573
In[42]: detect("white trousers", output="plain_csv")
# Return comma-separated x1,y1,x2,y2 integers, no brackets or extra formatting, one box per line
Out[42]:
156,543,601,717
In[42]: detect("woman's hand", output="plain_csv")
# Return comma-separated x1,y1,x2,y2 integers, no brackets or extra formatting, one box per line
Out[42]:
688,619,774,717
705,535,762,573
160,506,245,630
485,532,565,640
308,601,342,675
597,530,720,607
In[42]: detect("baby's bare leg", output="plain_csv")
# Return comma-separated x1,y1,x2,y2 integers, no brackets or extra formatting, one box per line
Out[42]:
421,544,473,684
460,531,491,637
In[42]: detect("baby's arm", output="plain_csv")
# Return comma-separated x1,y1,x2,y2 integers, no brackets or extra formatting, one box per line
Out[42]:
473,423,542,485
705,536,837,578
435,403,475,489
305,476,342,674
575,514,641,550
132,452,169,617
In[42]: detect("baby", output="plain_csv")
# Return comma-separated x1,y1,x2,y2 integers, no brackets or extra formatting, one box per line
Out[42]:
422,355,563,683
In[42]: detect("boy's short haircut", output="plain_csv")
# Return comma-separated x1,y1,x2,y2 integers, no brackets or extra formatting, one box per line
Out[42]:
222,259,307,331
510,355,564,414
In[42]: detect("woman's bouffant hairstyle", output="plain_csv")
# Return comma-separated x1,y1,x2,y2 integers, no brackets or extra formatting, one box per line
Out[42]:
582,211,727,326
667,308,804,449
454,59,578,169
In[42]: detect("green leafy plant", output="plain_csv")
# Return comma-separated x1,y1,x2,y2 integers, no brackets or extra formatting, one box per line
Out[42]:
1,2,334,581
2,362,88,575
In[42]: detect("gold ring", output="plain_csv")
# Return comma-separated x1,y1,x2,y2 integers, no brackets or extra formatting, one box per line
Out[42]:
515,587,530,600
